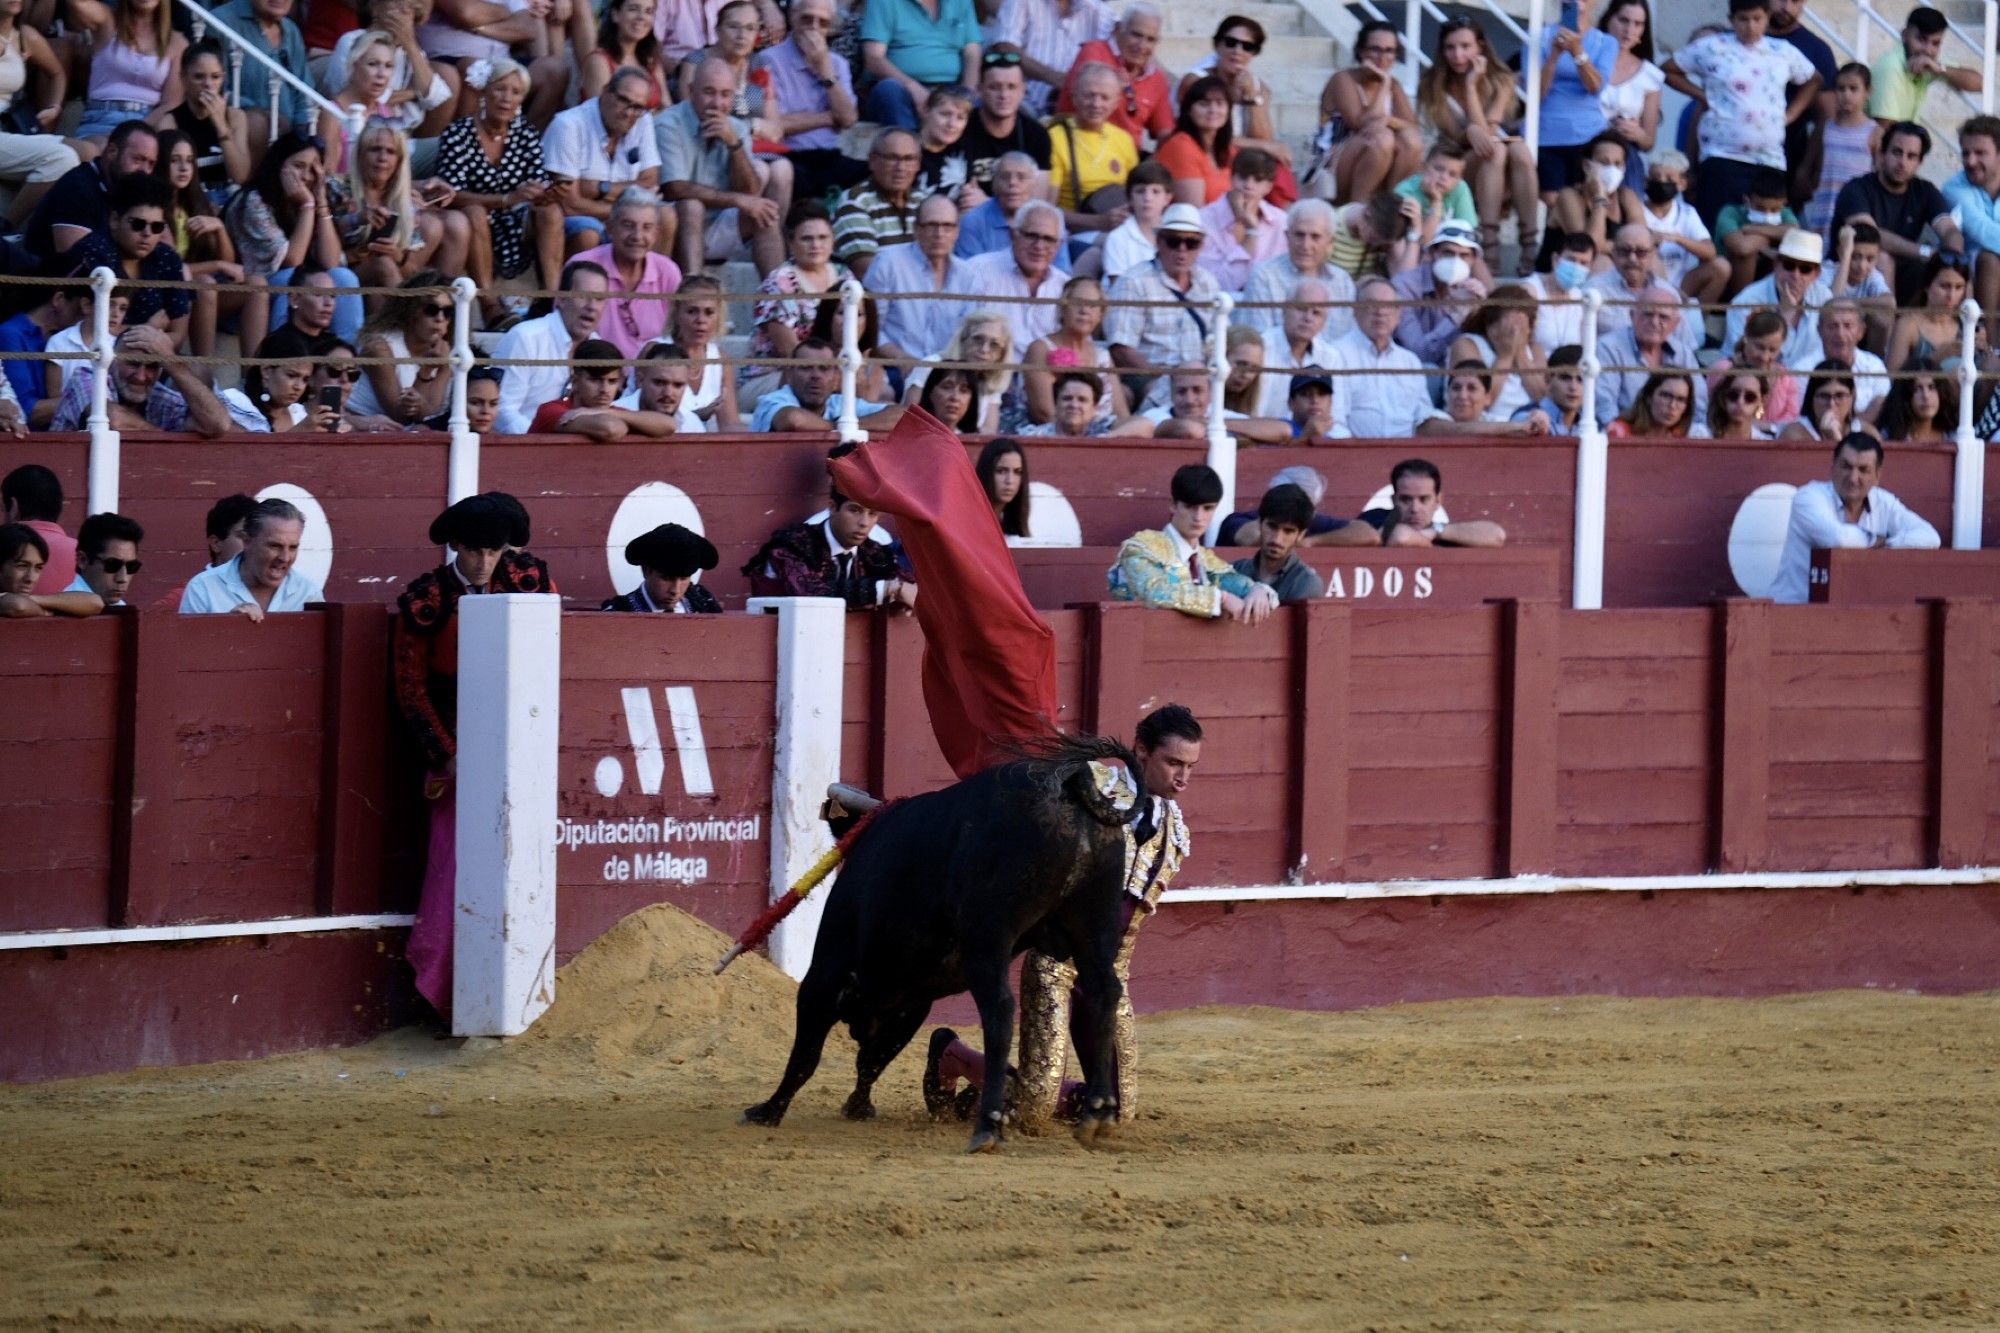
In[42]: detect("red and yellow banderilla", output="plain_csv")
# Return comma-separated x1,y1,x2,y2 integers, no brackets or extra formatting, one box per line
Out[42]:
714,805,884,974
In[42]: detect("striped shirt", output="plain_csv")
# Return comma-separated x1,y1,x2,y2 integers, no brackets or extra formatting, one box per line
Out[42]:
832,184,928,268
994,0,1114,115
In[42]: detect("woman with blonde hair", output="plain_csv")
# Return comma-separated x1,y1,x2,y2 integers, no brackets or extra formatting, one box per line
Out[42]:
1220,324,1266,415
1417,16,1537,267
320,30,405,170
433,57,563,324
904,309,1011,434
350,269,454,425
1021,274,1129,427
334,120,468,307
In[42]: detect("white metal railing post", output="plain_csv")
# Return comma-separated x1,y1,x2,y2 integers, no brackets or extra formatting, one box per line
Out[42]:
447,276,479,504
177,0,349,126
1572,288,1608,611
268,69,281,136
84,266,120,516
1524,0,1544,167
836,278,866,444
1203,291,1237,545
1952,296,1987,550
1985,0,1997,114
1856,0,1871,63
1401,2,1422,96
229,44,241,108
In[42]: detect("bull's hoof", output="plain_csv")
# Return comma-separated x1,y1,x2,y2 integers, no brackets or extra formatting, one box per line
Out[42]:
1073,1096,1119,1149
742,1101,786,1127
966,1126,1002,1153
841,1092,877,1121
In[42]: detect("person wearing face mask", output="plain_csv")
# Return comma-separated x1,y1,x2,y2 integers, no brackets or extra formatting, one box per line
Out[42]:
1388,219,1487,366
1716,168,1801,295
1638,150,1729,309
1523,230,1596,353
1549,132,1642,264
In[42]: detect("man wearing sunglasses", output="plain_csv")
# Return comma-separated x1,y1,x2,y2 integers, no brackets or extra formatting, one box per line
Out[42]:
1722,228,1833,365
1105,202,1221,408
62,176,192,350
67,513,144,608
1832,119,1965,302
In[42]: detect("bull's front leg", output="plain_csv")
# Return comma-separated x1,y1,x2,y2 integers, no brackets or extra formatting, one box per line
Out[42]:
1068,931,1123,1148
961,947,1016,1154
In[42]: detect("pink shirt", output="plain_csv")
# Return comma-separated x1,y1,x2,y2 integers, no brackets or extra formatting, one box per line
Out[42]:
570,244,685,358
26,519,75,594
1196,195,1287,294
655,0,728,61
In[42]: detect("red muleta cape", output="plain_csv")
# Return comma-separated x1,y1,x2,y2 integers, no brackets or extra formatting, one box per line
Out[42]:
827,410,1059,778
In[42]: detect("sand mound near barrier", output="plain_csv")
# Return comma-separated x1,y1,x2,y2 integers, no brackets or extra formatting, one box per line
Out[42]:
512,904,798,1072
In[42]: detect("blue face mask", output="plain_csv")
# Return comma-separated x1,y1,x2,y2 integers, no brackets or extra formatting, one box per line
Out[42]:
1554,257,1590,291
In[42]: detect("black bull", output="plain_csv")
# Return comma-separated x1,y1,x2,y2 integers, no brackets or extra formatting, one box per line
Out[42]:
743,735,1141,1152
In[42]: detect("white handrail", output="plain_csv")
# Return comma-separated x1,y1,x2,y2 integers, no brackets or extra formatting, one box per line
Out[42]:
1986,0,1997,116
85,267,119,516
1524,0,1544,181
1795,4,1980,167
1203,292,1237,546
1953,296,1986,550
836,278,867,444
180,0,363,145
447,276,479,504
1402,1,1422,97
1572,288,1608,611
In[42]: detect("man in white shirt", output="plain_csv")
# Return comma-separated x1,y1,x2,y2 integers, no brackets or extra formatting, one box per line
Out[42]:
962,198,1069,351
1327,277,1446,438
494,262,611,435
180,499,325,619
1139,369,1288,442
1798,299,1889,415
1724,228,1833,363
865,193,972,360
1240,198,1356,340
542,72,666,254
1254,277,1341,417
614,343,708,433
1772,434,1940,604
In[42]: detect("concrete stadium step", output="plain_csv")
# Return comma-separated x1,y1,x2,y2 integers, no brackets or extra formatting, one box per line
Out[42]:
1159,1,1309,38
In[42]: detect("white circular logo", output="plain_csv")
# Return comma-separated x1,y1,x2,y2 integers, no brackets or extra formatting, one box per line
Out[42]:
1013,481,1083,548
1727,483,1798,598
606,482,705,594
254,482,333,590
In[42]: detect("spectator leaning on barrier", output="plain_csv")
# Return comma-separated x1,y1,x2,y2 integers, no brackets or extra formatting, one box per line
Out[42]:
1,464,73,593
1772,434,1940,604
530,337,681,440
68,513,143,607
180,497,325,619
1512,343,1588,436
1357,457,1507,549
155,492,255,611
1231,483,1325,605
48,325,232,437
605,523,723,614
963,197,1068,352
493,261,611,435
1279,372,1343,445
1140,368,1289,444
1109,462,1276,624
1327,277,1444,439
753,337,903,432
1595,287,1710,427
744,441,917,610
614,343,708,434
0,523,102,618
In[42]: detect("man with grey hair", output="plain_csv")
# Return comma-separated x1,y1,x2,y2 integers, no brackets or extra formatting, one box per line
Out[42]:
657,58,791,276
833,127,928,277
1254,277,1341,416
996,0,1115,116
759,0,865,199
570,188,685,356
179,498,324,618
956,150,1040,257
543,68,665,255
866,193,973,360
49,324,233,437
1057,2,1174,146
1594,286,1710,427
1240,198,1356,341
963,197,1069,349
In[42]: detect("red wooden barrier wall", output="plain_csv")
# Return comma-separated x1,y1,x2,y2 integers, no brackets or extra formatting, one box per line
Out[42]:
1811,548,2000,603
1011,546,1562,608
5,431,1980,613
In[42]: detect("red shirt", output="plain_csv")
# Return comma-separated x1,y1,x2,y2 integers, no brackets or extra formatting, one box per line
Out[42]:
1057,41,1174,147
530,398,577,434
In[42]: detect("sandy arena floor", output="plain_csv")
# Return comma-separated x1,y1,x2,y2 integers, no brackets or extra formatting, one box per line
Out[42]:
4,905,1999,1330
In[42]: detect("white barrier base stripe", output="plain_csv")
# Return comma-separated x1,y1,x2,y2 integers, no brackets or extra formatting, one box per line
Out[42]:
0,914,417,952
1161,867,2000,905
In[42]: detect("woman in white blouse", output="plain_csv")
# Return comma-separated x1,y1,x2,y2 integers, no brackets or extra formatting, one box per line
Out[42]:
1596,0,1663,195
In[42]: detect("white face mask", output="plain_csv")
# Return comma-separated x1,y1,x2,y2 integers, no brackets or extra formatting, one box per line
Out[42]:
1590,162,1625,193
1432,254,1471,286
1746,208,1784,225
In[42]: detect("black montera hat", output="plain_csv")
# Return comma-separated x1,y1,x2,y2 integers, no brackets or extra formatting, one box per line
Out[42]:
625,523,718,578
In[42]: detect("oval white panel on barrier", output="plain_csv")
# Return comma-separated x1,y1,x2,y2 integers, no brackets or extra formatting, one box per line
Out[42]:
254,483,333,590
606,482,705,595
1361,484,1449,527
1727,482,1798,598
1013,481,1082,548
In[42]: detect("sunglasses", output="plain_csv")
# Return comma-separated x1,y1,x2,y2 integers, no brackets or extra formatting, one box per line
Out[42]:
91,557,142,574
1160,233,1203,249
321,365,361,381
125,217,168,235
1218,34,1262,53
1726,388,1762,402
424,304,453,318
1778,258,1819,273
981,49,1023,67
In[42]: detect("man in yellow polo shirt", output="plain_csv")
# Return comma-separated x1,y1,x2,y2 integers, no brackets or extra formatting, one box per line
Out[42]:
1051,61,1139,244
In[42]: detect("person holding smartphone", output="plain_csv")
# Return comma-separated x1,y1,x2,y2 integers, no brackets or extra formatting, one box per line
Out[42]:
1534,0,1619,263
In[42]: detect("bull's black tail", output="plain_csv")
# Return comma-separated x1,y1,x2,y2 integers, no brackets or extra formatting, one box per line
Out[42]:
1001,732,1146,827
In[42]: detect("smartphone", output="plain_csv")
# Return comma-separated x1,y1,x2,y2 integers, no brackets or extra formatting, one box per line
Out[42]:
1560,0,1579,30
316,384,343,428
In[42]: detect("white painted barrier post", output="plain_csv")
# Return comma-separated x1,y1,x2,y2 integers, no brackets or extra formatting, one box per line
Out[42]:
1953,296,1987,550
745,596,846,979
453,594,561,1037
1203,290,1237,545
1523,0,1544,169
447,275,479,503
84,266,119,516
1572,289,1608,610
836,278,867,445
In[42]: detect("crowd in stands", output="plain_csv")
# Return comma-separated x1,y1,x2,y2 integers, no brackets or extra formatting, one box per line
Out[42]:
0,0,1981,613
